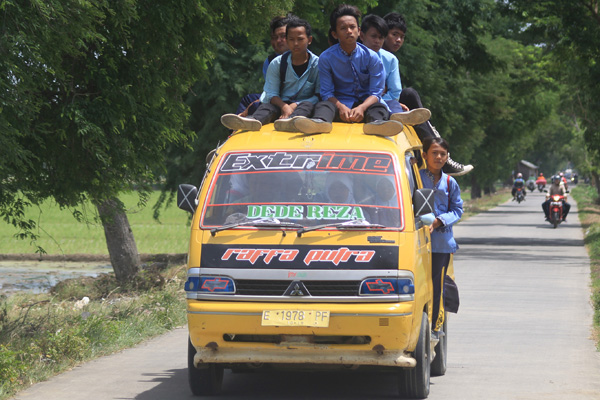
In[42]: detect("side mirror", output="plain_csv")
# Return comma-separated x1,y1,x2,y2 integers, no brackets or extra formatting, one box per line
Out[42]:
177,184,198,213
413,188,435,217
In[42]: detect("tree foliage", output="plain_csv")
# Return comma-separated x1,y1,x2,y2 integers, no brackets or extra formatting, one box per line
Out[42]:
1,0,292,269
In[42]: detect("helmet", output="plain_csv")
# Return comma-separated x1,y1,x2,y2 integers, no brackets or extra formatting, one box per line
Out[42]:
517,173,523,178
552,175,560,183
539,173,543,176
559,172,564,177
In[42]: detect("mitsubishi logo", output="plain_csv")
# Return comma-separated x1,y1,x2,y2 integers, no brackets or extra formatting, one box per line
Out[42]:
284,281,310,296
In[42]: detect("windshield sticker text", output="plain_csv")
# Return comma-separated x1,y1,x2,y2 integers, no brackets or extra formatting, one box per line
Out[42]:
246,205,365,220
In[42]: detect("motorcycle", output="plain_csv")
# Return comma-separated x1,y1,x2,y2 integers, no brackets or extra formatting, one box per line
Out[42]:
515,187,525,203
548,194,565,228
536,178,546,192
527,180,535,192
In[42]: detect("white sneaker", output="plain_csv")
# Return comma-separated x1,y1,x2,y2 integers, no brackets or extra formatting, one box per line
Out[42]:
274,116,302,132
363,120,404,137
293,117,333,134
220,114,262,131
390,108,431,126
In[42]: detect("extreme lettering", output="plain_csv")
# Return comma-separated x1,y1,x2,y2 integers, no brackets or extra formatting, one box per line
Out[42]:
220,152,393,173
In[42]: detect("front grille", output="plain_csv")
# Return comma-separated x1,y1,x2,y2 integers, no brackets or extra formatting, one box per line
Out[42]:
235,280,361,296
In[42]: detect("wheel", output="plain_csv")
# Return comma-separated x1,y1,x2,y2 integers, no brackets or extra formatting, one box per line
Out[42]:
552,211,560,229
398,312,431,399
188,338,224,396
430,313,447,377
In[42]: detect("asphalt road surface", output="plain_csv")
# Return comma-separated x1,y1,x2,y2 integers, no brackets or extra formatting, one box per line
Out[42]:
12,190,600,400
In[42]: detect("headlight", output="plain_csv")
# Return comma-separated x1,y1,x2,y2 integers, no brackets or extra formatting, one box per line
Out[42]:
185,276,235,294
359,278,414,295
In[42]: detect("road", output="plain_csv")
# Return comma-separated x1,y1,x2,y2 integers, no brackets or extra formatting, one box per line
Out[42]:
11,190,600,399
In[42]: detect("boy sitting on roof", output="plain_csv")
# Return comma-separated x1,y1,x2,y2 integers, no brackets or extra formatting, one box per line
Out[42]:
292,4,403,137
359,14,430,126
221,17,319,132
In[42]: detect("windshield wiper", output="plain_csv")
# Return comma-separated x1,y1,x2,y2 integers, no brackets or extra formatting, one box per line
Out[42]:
296,219,385,237
211,217,304,236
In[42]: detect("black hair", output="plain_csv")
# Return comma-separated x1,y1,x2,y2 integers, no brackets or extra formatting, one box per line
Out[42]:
286,16,312,38
328,27,338,46
422,137,449,153
270,16,289,35
361,14,389,37
383,12,407,33
330,4,361,32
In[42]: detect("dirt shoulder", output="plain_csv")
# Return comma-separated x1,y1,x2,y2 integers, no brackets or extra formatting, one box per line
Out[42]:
0,253,187,263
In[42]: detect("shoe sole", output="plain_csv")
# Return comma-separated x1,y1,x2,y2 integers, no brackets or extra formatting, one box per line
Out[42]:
363,120,404,137
220,114,261,131
444,164,474,177
293,118,332,134
390,108,431,126
274,116,301,132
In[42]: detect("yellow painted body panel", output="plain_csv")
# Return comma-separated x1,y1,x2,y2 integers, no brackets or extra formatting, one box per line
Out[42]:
184,122,440,366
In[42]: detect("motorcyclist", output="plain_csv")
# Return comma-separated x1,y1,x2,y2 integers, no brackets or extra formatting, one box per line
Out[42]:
535,173,546,186
559,172,569,191
512,172,526,199
542,175,571,221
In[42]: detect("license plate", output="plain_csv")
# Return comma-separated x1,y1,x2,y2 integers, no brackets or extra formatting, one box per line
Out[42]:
261,310,330,327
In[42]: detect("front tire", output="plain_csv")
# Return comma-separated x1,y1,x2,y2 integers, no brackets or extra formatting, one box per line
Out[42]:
188,338,224,396
430,313,448,377
398,312,431,399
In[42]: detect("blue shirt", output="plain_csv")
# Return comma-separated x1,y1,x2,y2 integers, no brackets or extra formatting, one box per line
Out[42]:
419,169,464,253
378,48,402,101
318,42,388,109
260,50,320,105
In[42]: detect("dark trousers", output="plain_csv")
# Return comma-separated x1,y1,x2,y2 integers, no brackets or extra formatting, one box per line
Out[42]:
251,101,315,125
432,252,451,331
542,199,570,219
399,87,437,141
236,93,261,115
312,100,389,123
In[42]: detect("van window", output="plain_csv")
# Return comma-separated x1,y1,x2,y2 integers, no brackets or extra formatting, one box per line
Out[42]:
201,151,405,229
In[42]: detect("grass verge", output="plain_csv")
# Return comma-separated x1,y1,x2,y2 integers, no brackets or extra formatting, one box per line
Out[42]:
0,265,187,399
570,184,600,349
461,187,512,221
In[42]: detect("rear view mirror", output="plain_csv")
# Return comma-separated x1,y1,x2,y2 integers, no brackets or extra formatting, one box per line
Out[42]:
413,188,435,217
178,184,198,213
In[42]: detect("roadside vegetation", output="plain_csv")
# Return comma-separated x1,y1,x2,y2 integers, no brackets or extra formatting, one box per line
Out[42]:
0,264,187,399
570,184,600,349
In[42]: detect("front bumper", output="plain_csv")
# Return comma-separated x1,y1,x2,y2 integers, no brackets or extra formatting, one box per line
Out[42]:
188,300,419,368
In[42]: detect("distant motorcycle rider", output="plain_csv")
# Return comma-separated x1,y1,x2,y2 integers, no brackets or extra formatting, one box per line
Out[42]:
512,172,526,199
542,175,571,221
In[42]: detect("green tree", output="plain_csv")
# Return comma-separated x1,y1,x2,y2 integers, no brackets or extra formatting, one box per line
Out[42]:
1,0,292,282
506,0,600,192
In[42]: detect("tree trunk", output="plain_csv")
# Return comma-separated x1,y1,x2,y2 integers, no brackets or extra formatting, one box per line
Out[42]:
471,175,482,199
593,171,600,198
96,197,140,283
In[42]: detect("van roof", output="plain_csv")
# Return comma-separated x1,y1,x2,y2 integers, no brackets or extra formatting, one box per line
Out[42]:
223,122,422,153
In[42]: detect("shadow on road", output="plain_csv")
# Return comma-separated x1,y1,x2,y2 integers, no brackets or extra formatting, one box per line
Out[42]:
133,367,430,399
457,237,584,247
